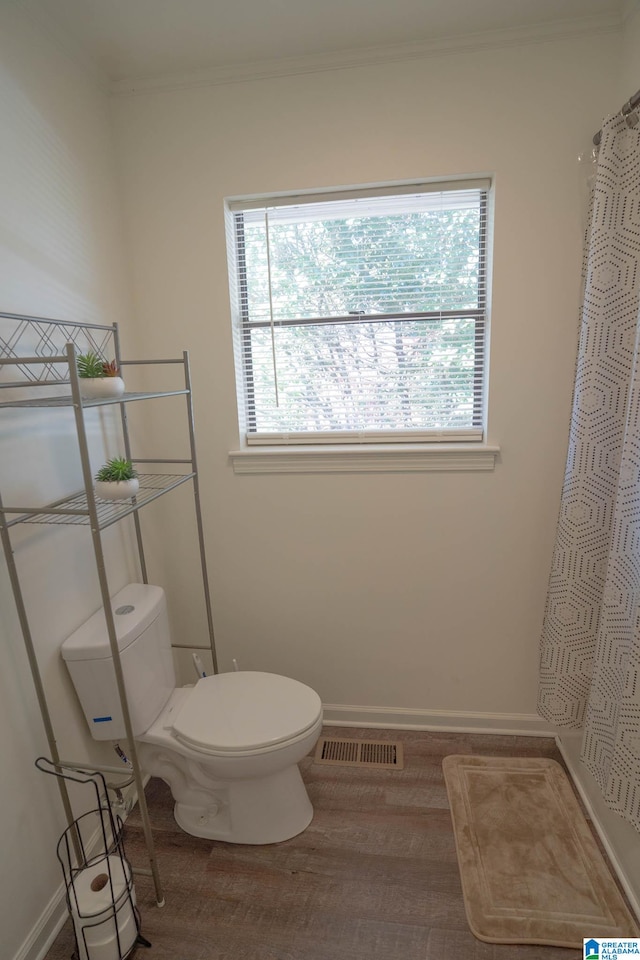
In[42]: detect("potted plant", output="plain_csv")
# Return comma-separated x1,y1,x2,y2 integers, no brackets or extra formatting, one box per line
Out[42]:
76,351,125,400
94,457,139,501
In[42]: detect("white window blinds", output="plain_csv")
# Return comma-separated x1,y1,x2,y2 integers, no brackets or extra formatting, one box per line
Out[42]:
227,180,490,444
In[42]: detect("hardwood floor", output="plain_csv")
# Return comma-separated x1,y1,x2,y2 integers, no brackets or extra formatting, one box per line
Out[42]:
44,729,600,960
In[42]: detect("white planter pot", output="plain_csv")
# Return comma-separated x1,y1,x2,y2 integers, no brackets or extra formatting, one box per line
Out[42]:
79,377,125,400
94,478,139,501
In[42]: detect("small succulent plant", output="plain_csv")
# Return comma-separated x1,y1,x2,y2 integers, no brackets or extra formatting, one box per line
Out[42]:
77,352,120,378
101,359,120,378
77,351,105,378
95,457,137,483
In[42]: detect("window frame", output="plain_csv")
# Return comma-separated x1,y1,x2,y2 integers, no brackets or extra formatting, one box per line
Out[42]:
226,178,497,473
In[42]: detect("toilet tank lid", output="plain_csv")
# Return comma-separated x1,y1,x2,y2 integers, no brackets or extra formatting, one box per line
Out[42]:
61,583,165,662
172,672,322,753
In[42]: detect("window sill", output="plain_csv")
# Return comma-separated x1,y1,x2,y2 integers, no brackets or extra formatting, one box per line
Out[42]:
229,443,500,475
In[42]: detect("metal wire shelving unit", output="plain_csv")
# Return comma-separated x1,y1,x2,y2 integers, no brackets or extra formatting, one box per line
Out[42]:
0,311,219,908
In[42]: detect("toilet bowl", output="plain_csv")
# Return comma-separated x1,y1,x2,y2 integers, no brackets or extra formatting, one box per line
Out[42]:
137,673,323,843
61,584,323,845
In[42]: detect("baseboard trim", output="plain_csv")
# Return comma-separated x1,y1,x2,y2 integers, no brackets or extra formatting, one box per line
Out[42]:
14,886,69,960
322,703,553,736
556,733,640,923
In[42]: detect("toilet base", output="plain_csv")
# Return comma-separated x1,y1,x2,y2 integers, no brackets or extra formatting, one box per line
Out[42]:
173,764,313,844
136,702,322,846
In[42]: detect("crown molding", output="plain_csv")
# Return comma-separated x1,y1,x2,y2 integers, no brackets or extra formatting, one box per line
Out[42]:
110,12,622,98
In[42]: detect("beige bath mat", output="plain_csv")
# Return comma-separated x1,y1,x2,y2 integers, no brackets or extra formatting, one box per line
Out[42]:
442,755,637,948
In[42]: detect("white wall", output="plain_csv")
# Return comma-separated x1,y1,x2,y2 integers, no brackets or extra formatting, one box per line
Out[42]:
110,30,622,723
0,6,137,959
621,2,640,101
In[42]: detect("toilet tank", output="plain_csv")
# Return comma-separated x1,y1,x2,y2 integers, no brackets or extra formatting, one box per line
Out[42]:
61,583,175,741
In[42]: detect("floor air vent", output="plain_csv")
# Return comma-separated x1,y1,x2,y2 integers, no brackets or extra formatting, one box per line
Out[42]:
314,737,404,769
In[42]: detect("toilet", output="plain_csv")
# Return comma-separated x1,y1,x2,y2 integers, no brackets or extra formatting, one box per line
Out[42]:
61,583,323,844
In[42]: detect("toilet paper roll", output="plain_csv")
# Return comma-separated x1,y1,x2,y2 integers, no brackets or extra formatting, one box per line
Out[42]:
71,856,133,915
70,857,137,960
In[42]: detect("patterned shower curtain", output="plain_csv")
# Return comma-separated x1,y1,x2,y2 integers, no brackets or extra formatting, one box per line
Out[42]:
539,111,640,829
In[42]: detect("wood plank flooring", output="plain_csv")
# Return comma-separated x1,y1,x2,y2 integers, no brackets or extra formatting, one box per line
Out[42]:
44,728,617,960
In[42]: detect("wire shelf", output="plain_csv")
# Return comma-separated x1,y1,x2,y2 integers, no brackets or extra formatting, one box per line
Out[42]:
0,314,218,912
0,312,115,386
0,389,189,409
4,473,195,529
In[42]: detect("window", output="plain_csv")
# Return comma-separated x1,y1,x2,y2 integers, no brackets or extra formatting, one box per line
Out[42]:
226,179,490,447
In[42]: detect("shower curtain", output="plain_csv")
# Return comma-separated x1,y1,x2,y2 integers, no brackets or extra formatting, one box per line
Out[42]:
539,111,640,829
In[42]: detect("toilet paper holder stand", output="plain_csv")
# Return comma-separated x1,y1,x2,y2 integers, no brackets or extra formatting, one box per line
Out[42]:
35,757,152,960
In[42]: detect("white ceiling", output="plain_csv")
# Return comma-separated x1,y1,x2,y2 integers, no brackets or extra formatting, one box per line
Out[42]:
19,0,625,85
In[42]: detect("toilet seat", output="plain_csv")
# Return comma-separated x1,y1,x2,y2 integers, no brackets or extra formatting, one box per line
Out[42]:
171,671,322,757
